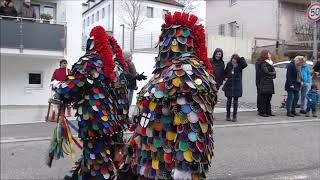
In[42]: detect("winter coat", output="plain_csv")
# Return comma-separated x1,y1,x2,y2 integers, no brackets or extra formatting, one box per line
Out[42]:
307,90,319,105
20,3,35,19
285,60,301,91
259,61,276,94
255,58,263,91
0,1,17,16
301,64,311,84
222,57,248,97
126,61,138,90
51,67,71,81
210,48,225,89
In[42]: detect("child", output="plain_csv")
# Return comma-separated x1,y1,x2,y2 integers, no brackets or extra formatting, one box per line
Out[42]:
305,84,319,117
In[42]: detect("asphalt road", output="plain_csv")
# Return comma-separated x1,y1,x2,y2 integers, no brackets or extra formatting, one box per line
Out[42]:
1,120,319,180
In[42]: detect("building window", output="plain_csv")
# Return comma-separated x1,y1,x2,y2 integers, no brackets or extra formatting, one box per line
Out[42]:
91,14,94,24
163,9,169,16
96,11,99,21
87,17,89,26
102,8,105,18
44,6,54,18
219,24,225,36
27,72,42,87
147,7,154,18
230,0,237,6
108,4,111,28
229,22,237,37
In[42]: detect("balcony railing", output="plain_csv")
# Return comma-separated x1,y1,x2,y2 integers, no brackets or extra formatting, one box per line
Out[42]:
0,16,66,52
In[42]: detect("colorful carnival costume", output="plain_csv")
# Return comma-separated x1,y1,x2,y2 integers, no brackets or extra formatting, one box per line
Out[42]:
130,12,217,179
47,26,129,180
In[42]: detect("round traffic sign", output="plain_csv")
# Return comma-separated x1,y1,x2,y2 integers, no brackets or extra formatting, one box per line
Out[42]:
307,3,320,21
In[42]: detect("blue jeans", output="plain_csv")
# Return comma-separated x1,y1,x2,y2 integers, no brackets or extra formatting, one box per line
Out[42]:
306,102,316,113
128,89,134,106
287,91,299,113
300,83,310,111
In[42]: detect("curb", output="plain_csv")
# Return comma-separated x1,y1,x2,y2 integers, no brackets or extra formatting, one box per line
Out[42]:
1,119,319,144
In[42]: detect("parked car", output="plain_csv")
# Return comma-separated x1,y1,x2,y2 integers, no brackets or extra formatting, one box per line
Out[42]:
273,61,313,68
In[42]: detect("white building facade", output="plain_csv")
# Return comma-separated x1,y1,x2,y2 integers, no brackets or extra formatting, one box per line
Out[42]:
206,0,312,48
82,0,183,51
1,0,83,124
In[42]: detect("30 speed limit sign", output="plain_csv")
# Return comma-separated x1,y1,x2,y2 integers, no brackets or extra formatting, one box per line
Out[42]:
307,3,320,21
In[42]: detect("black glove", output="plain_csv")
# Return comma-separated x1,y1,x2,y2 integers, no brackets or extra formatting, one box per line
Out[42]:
136,72,147,80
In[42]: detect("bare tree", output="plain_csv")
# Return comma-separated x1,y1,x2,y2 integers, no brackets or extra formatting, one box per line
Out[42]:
178,0,198,13
119,0,146,50
293,22,313,49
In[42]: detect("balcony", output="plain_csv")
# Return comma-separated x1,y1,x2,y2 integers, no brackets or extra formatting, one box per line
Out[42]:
0,16,66,52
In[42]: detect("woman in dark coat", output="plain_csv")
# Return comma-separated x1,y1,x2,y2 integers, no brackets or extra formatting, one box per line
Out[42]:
222,54,247,121
259,51,276,117
285,55,304,117
210,48,225,90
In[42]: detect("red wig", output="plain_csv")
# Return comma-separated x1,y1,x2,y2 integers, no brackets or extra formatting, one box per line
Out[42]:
90,26,128,80
90,26,115,80
163,12,213,74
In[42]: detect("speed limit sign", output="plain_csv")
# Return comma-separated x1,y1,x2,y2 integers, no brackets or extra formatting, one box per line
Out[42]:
307,3,320,21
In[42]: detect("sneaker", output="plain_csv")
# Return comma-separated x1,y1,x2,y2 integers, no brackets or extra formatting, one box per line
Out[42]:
287,112,294,117
305,112,310,117
292,112,300,116
300,110,306,114
232,117,237,122
312,113,318,117
259,113,269,117
226,117,231,121
268,113,275,116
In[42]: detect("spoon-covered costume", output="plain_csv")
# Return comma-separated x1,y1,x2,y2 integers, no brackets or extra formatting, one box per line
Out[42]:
47,26,129,180
130,12,217,179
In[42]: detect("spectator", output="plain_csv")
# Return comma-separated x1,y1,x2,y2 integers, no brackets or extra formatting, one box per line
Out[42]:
258,50,276,117
51,59,71,117
222,54,247,122
210,48,225,90
312,60,320,89
285,55,304,117
305,84,319,117
0,0,17,17
300,57,312,114
20,0,35,19
51,59,70,82
255,50,266,115
123,52,147,105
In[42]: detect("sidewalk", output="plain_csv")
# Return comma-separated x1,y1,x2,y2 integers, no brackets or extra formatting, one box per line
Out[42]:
1,110,318,143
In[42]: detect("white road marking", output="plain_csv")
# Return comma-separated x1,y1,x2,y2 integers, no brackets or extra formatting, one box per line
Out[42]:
272,174,308,180
214,119,319,128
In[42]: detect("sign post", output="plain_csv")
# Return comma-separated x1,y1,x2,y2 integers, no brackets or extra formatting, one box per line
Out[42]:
307,2,320,64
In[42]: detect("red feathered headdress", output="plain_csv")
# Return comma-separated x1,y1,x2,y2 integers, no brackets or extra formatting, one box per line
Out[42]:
163,12,213,74
90,26,127,80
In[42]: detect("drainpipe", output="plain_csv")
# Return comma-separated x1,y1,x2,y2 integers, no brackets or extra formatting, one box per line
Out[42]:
276,0,281,55
112,0,114,34
312,0,319,64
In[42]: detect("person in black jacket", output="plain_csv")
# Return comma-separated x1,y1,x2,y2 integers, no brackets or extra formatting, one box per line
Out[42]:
255,54,264,114
124,52,147,105
210,48,225,90
222,54,248,122
285,55,304,117
0,0,17,17
259,51,276,117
